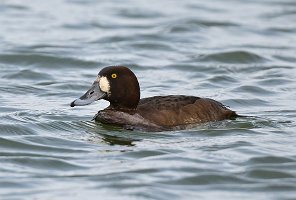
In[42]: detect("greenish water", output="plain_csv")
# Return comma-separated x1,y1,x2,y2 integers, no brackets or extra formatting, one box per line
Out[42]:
1,0,296,199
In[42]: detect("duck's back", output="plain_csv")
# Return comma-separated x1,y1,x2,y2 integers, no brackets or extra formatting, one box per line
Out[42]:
137,95,237,127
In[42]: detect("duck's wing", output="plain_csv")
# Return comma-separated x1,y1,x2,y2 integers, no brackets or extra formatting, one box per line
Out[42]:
137,95,237,126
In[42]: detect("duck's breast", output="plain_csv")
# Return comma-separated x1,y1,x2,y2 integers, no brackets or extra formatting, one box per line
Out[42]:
95,109,164,131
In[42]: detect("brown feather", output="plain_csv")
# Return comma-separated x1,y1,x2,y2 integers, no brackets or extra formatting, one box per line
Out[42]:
137,95,237,127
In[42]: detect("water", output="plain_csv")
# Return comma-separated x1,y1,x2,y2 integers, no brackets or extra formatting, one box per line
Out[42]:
0,0,296,199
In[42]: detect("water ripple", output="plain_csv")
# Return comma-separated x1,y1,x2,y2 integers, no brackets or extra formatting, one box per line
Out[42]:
2,69,53,80
0,53,98,69
196,51,268,64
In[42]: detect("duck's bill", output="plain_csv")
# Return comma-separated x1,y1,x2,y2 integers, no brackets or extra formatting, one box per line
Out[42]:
70,82,106,107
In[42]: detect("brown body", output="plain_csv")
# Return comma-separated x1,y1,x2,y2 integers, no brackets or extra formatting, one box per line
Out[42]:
96,95,237,131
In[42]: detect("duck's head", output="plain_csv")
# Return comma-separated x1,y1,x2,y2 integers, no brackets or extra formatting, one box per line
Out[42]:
70,66,140,110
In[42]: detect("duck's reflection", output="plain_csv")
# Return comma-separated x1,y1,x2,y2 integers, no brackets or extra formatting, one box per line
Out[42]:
100,133,136,146
85,122,140,146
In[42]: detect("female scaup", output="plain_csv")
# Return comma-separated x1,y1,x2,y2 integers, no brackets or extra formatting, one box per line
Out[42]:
70,66,238,131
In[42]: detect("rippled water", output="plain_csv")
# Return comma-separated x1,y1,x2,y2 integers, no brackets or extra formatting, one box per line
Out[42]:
1,0,296,199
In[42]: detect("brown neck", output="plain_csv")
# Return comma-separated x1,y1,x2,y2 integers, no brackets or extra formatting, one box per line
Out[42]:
107,71,140,110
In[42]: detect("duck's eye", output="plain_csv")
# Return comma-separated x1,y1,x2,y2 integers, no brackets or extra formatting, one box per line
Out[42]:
111,73,117,79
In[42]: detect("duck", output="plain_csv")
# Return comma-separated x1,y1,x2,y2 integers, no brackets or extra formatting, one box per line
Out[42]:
70,66,238,131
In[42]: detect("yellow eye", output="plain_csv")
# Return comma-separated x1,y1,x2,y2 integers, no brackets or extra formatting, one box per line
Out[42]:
111,73,117,79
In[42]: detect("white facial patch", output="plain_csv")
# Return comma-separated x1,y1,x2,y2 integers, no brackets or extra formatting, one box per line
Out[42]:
98,76,110,94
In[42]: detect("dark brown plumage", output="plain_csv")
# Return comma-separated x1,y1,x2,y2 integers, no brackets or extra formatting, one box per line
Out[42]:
137,96,236,126
71,66,238,131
